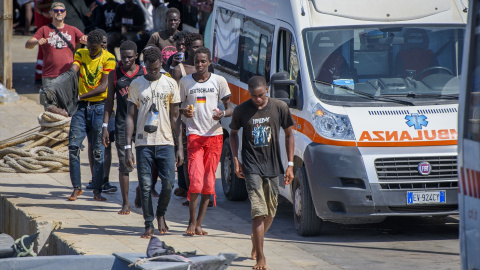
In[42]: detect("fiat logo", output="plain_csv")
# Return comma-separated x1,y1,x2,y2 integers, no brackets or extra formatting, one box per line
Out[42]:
418,161,432,175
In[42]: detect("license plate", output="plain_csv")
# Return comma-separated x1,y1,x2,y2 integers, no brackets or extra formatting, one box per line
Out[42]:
406,191,446,204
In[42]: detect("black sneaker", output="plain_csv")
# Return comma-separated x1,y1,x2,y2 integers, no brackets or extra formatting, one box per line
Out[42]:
86,180,94,189
102,182,118,193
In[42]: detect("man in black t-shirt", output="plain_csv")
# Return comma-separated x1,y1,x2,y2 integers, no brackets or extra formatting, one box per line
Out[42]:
96,0,119,34
102,41,146,215
229,76,295,270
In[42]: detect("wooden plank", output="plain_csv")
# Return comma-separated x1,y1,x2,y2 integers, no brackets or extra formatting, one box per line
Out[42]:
0,0,13,89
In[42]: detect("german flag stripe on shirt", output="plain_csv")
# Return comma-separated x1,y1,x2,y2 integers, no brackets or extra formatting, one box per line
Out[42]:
197,97,206,103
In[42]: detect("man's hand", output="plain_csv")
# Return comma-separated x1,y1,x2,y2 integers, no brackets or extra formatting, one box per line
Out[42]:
125,149,135,169
183,105,194,118
233,158,245,179
175,147,184,167
89,1,98,12
171,52,183,67
79,35,88,44
283,166,294,185
102,127,110,147
38,38,47,45
212,109,224,121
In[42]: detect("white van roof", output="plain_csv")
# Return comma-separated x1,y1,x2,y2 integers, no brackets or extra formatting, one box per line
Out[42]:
311,0,452,21
215,0,467,28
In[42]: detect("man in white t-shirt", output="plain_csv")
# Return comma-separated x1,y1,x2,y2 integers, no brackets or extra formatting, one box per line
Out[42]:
179,47,232,236
125,47,183,239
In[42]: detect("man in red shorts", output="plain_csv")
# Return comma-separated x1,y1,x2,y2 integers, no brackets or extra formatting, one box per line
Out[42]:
179,47,232,236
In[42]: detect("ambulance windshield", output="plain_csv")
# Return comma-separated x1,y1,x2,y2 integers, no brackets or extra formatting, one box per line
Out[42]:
304,25,465,103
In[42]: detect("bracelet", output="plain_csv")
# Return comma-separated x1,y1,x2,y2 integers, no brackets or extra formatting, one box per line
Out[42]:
124,145,132,149
102,123,108,128
287,161,294,167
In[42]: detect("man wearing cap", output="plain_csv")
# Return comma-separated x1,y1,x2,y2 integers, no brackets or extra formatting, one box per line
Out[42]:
25,2,87,94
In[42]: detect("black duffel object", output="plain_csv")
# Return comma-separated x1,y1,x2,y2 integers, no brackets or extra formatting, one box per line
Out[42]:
0,233,15,258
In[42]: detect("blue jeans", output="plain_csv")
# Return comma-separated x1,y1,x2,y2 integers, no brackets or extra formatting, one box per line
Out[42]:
136,145,175,229
68,102,105,194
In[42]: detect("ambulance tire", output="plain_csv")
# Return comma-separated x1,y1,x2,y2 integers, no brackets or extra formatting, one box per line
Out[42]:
221,138,248,201
293,166,323,236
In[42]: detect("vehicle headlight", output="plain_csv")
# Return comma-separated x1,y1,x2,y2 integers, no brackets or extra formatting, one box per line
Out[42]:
311,103,355,140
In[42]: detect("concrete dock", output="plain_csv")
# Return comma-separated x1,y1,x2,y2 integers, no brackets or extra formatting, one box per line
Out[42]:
0,35,334,269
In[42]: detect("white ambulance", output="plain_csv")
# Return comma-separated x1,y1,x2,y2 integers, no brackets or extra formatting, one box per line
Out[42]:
458,0,480,268
209,0,468,235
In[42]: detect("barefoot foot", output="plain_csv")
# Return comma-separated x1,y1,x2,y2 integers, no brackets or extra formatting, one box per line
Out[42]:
141,227,154,239
157,216,169,234
186,221,196,236
253,255,267,270
67,189,83,201
195,226,208,236
118,204,130,215
93,193,107,201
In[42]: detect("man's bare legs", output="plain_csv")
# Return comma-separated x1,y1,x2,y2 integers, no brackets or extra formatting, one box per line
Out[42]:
251,215,273,270
118,172,130,214
186,193,210,235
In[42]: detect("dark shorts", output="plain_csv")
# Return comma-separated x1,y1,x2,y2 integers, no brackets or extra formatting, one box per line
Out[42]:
115,130,133,174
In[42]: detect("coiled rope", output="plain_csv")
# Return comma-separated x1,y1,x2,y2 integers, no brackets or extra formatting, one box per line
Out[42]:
14,235,37,257
0,112,70,173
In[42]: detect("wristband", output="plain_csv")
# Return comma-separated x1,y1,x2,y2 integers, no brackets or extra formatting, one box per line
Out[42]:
287,161,294,167
102,123,108,128
124,145,132,149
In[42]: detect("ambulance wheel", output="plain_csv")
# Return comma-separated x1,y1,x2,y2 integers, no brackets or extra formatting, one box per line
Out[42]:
221,138,248,201
293,166,323,236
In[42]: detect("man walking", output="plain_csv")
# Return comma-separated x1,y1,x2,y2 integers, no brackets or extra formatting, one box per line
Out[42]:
67,29,116,202
229,76,295,270
102,40,146,215
179,47,232,236
125,47,183,238
146,8,181,70
25,1,87,94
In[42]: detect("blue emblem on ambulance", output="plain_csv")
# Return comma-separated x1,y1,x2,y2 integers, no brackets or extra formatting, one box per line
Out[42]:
405,113,428,130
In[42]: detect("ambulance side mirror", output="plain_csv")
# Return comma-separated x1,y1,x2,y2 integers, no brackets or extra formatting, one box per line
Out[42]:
270,72,303,110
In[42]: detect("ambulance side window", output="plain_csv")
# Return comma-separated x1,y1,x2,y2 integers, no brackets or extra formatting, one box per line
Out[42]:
239,18,274,83
465,11,480,142
277,29,300,98
212,8,244,77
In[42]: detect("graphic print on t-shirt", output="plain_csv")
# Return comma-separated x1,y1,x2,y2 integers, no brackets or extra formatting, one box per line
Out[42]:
104,10,115,28
140,92,170,109
161,46,177,64
47,31,72,49
252,117,272,147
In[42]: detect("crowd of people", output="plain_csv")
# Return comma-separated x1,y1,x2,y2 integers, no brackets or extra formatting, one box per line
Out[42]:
23,2,295,269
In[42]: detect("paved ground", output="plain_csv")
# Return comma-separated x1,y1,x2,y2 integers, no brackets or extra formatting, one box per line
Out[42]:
0,35,334,269
1,34,461,270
